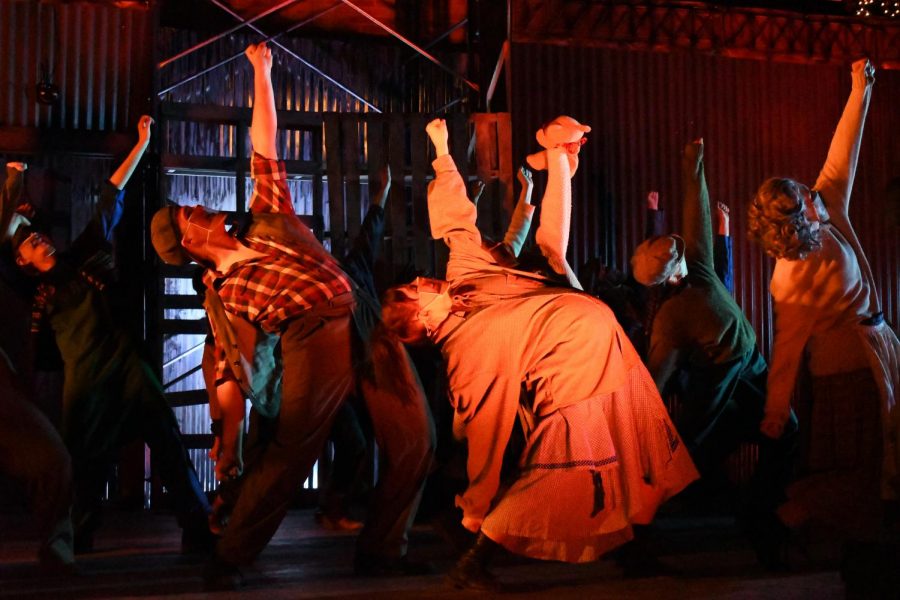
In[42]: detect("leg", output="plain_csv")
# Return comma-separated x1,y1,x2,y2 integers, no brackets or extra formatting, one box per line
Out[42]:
354,346,435,571
215,313,355,566
129,358,211,536
0,361,74,570
318,399,367,530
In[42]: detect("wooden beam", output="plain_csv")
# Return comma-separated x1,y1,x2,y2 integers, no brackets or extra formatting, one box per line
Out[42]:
0,126,135,157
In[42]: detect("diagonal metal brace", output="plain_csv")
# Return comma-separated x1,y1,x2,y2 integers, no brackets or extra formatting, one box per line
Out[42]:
158,1,381,113
339,0,479,92
207,0,380,112
159,0,304,69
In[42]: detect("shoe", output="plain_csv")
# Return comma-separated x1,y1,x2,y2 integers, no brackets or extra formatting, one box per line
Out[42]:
446,558,501,592
740,511,790,571
203,557,244,591
181,524,218,555
445,532,502,592
38,545,78,577
315,510,364,532
354,554,435,577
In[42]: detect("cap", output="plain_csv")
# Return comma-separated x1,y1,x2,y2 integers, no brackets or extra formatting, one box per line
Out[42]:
150,206,191,266
630,235,686,286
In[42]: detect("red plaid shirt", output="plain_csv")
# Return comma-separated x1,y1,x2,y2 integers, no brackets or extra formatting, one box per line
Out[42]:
206,153,352,334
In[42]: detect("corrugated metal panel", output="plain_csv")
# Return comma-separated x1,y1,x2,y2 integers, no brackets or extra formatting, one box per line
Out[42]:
157,28,470,115
0,2,149,132
511,43,900,354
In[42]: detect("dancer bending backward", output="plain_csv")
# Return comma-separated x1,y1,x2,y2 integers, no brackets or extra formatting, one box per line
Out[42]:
6,120,213,555
381,118,697,591
749,59,899,547
150,43,433,586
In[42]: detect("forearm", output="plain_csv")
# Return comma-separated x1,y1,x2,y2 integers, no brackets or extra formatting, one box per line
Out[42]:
250,60,277,160
534,147,571,272
428,155,479,241
109,138,149,190
502,199,535,257
814,78,872,212
681,143,714,267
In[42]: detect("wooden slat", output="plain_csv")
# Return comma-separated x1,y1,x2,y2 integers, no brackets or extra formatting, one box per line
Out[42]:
341,117,362,243
161,294,203,310
387,115,407,270
160,102,323,129
165,389,209,408
364,115,387,265
160,155,321,176
160,319,208,335
409,114,430,273
324,113,345,258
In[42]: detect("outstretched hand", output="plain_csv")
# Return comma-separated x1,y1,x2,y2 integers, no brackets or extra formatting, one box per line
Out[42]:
6,162,27,172
137,115,154,144
683,137,704,171
851,58,875,87
647,191,659,211
517,166,533,191
245,41,273,72
426,118,450,157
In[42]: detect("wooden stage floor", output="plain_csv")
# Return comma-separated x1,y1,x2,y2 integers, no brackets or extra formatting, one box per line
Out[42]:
0,508,845,599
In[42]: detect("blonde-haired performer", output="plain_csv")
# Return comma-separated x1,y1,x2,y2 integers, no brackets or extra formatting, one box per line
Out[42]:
749,59,899,585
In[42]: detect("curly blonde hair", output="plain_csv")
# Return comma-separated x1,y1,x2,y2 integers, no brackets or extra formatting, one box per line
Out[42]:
748,178,822,260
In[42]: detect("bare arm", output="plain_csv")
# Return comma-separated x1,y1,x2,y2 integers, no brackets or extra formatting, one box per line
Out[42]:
246,42,278,160
813,59,874,216
502,166,536,257
109,116,152,190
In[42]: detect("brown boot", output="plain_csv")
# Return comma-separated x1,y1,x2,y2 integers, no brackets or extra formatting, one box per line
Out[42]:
446,532,501,592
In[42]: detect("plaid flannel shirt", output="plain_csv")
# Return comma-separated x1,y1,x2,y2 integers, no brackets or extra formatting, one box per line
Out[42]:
206,153,352,334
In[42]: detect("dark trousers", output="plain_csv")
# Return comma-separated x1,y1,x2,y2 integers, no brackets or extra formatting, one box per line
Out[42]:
0,355,74,563
216,309,434,566
680,349,798,512
70,355,210,536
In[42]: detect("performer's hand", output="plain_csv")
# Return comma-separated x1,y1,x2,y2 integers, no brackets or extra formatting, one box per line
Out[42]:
425,118,449,156
137,115,154,144
215,448,244,482
517,167,533,197
245,41,273,73
373,164,391,208
6,162,26,172
470,180,485,206
851,58,875,87
647,191,659,211
716,202,730,236
760,417,784,440
208,434,222,461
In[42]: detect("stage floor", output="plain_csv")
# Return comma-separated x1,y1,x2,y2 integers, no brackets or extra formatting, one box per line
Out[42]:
1,508,844,599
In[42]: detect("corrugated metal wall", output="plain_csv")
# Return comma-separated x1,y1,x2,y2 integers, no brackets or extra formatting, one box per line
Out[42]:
158,28,470,114
0,1,149,132
511,43,900,354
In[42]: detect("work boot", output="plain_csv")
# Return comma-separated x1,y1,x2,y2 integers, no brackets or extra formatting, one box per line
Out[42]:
446,532,501,592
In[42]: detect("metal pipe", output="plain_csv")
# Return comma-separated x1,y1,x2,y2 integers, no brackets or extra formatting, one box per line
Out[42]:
158,2,381,113
162,340,205,369
402,18,468,66
339,0,479,91
159,0,304,69
206,0,380,112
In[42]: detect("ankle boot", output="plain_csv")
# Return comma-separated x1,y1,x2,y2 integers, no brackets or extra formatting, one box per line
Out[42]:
446,532,501,592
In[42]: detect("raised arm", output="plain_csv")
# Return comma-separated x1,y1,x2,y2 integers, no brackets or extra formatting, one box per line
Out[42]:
246,42,295,215
645,191,666,239
813,59,875,216
681,139,715,272
502,166,536,257
714,202,734,293
2,163,27,243
342,165,389,295
108,115,152,190
425,118,482,246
